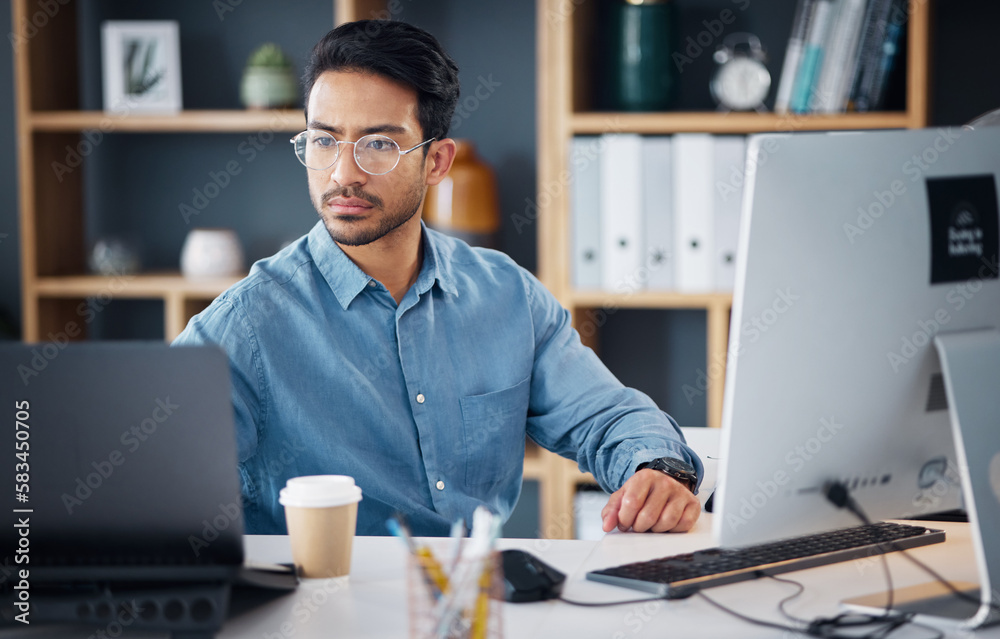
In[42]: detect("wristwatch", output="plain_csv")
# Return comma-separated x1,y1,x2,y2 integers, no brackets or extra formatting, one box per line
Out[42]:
636,457,697,493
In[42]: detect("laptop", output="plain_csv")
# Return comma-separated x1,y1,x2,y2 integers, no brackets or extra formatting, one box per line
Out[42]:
0,342,293,631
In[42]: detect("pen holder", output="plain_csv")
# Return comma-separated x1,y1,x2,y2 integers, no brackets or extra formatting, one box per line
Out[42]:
407,551,504,639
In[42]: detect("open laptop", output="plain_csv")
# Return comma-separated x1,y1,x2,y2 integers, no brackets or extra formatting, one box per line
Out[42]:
0,342,294,633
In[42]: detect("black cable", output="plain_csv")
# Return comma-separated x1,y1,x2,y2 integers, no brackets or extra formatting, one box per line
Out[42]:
824,480,1000,615
557,594,666,607
824,481,916,631
695,577,939,639
695,587,808,634
894,550,1000,612
769,573,810,624
559,570,919,638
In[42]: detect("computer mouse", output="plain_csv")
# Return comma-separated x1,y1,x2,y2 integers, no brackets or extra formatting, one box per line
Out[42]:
500,548,566,603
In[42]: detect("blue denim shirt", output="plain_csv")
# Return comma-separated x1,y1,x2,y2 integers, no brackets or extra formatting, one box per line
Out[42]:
174,221,702,536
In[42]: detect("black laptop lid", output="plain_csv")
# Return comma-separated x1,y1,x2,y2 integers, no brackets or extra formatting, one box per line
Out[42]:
0,342,243,581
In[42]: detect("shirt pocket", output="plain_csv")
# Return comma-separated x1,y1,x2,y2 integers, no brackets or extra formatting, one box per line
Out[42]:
459,376,531,488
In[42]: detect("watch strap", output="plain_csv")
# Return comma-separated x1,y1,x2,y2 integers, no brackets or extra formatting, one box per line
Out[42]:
636,457,697,492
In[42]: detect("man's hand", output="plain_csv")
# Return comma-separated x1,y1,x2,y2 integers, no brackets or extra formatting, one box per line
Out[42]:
601,469,701,533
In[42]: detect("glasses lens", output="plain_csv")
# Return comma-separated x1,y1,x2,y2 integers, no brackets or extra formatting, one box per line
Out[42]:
295,130,339,170
355,135,401,175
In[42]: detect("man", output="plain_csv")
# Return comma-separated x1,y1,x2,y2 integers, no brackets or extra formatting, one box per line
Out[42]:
174,20,702,537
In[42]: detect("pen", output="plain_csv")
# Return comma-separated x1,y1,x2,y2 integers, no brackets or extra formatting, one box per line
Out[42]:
447,518,465,575
387,516,450,599
469,555,492,639
433,507,498,639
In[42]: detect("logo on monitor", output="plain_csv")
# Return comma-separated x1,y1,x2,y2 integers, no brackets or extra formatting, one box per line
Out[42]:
927,175,999,285
947,201,984,258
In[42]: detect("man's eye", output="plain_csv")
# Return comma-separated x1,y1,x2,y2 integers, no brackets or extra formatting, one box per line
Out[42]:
312,135,335,147
366,139,393,152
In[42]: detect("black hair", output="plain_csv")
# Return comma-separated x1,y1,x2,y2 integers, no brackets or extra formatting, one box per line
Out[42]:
303,20,460,143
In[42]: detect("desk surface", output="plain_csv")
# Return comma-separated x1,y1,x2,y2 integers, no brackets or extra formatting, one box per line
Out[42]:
223,516,998,639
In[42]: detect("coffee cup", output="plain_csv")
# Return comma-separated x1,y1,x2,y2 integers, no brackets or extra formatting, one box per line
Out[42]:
279,475,362,579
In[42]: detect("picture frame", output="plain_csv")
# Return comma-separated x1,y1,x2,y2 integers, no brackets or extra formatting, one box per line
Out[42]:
101,21,183,113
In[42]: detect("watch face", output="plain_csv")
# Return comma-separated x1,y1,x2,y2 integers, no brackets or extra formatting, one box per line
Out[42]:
712,57,771,111
657,458,695,475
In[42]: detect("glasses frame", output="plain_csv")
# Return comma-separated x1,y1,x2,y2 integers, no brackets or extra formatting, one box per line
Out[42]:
290,130,436,176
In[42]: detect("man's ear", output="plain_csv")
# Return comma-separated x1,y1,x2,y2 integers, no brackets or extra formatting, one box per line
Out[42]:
425,138,457,186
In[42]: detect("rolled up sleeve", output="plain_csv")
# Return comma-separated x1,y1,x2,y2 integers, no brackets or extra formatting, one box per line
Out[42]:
521,271,704,493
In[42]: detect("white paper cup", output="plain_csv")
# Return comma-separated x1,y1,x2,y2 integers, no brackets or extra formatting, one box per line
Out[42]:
280,475,362,579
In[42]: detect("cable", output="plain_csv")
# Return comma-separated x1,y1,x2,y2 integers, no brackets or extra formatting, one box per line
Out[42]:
770,573,810,624
697,588,935,639
823,480,1000,615
557,595,666,607
696,588,807,634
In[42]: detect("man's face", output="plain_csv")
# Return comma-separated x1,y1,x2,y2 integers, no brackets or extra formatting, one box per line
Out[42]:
305,70,429,247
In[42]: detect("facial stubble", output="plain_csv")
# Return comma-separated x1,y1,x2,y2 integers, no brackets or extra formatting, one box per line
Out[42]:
314,178,426,247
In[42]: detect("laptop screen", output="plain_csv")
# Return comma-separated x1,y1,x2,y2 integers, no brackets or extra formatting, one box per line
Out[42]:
1,342,243,581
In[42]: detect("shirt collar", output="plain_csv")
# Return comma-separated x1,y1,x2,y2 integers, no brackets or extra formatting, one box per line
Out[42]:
416,222,459,298
307,220,459,311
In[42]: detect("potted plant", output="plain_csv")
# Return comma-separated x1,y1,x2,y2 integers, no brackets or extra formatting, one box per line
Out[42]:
240,43,298,109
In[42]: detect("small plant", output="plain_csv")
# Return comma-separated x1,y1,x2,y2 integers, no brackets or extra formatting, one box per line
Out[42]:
241,43,298,109
246,43,292,68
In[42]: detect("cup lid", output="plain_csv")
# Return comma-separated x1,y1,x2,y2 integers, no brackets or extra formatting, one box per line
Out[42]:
279,475,362,508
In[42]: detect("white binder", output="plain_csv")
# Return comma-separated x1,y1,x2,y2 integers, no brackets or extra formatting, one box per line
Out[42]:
712,136,746,291
673,134,715,292
570,136,602,290
600,134,644,292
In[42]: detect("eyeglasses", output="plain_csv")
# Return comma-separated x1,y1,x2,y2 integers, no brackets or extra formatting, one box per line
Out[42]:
290,130,436,175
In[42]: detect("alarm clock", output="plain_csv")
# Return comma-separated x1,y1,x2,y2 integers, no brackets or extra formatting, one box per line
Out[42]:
711,33,771,112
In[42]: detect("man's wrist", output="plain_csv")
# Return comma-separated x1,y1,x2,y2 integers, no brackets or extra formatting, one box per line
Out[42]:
636,457,697,493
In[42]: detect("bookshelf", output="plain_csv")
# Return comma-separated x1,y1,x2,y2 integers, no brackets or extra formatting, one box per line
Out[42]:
535,0,931,538
12,1,315,342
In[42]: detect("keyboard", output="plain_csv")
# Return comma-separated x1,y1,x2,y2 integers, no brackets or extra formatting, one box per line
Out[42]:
587,522,945,599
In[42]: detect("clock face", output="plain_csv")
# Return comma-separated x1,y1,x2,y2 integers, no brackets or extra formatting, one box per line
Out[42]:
712,57,771,111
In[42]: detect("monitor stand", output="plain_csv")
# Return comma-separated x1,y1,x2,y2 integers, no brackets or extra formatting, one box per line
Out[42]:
843,329,1000,629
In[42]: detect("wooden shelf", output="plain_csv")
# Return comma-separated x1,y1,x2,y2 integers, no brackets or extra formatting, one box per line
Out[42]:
29,109,305,133
34,272,244,299
571,111,921,135
570,290,733,310
31,272,244,341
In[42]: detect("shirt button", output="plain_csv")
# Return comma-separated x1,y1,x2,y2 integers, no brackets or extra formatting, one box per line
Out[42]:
436,480,445,491
416,393,425,404
367,280,377,288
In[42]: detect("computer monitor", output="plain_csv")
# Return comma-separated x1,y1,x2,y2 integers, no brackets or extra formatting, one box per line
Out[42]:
714,126,1000,548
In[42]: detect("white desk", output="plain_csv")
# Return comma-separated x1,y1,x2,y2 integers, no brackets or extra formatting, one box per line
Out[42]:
224,516,999,639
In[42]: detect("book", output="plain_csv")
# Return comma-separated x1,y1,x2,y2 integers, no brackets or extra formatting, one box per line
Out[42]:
849,0,895,112
789,0,838,114
672,134,714,292
814,0,868,113
712,136,746,291
599,134,644,292
774,0,817,114
641,136,673,291
865,0,906,111
570,136,602,290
